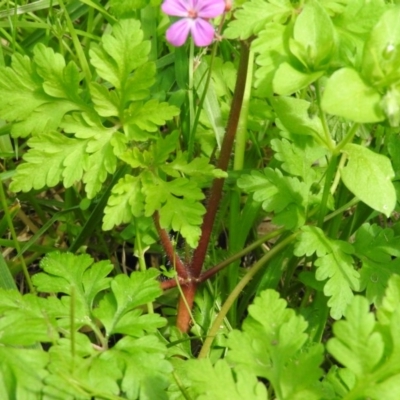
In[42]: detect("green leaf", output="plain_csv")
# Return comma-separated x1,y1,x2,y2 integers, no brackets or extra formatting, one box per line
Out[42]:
273,62,325,96
89,19,149,90
319,0,348,16
227,289,324,400
224,0,293,40
82,260,115,307
271,96,325,139
341,143,396,217
381,86,400,127
159,195,204,248
111,269,161,313
9,132,88,192
151,131,180,164
361,7,400,89
62,112,121,198
90,29,155,118
333,0,385,37
33,44,82,102
111,310,166,337
321,68,384,122
354,223,400,305
0,54,44,123
357,275,400,399
253,23,286,97
90,82,120,117
324,366,355,399
33,252,108,297
271,136,327,182
238,168,308,229
377,274,400,325
162,175,205,203
0,290,59,346
103,174,145,230
33,252,113,319
125,99,179,132
140,173,205,247
124,62,157,102
93,269,164,337
162,153,227,180
0,53,81,138
177,359,268,400
102,335,171,399
327,296,384,377
294,226,360,319
45,346,121,399
0,347,48,399
84,134,119,199
290,0,335,69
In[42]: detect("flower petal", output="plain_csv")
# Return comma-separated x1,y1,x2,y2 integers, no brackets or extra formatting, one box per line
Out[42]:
162,0,192,17
166,19,192,47
190,18,215,47
195,0,225,18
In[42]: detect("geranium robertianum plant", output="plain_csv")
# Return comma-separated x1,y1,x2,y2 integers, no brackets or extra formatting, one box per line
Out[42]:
2,0,400,398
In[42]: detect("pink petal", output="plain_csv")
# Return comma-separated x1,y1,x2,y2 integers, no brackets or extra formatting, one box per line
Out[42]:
196,0,225,18
166,19,192,47
190,18,215,47
162,0,192,17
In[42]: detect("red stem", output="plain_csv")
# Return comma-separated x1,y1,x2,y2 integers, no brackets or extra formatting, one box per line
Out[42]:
190,41,251,278
176,281,196,332
153,211,188,279
176,41,251,331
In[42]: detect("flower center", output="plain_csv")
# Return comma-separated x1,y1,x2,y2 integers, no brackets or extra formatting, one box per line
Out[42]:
187,8,198,18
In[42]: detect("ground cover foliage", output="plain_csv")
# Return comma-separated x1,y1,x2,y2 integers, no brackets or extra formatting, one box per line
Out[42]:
1,0,400,398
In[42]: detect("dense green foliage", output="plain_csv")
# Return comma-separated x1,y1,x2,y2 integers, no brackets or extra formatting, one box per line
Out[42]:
1,0,400,398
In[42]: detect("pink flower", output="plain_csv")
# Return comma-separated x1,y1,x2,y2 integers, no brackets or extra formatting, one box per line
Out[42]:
162,0,225,47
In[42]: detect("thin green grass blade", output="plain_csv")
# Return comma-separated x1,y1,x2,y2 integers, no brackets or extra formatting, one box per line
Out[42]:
0,252,17,290
17,207,79,257
0,0,59,18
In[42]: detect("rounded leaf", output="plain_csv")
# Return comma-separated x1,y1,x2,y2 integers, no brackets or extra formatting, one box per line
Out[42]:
341,144,396,217
322,68,384,123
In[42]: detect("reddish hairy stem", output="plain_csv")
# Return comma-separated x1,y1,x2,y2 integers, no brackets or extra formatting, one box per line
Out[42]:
190,41,251,279
175,42,251,332
160,276,186,290
153,211,188,279
161,227,285,290
176,281,196,332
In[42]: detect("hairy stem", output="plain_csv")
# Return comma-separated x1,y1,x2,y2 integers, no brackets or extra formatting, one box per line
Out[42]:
160,228,285,290
153,211,188,279
176,281,197,332
190,40,251,279
175,41,251,332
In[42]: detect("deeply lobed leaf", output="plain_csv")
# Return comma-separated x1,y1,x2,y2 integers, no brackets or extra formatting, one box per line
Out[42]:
227,289,324,399
294,226,360,319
